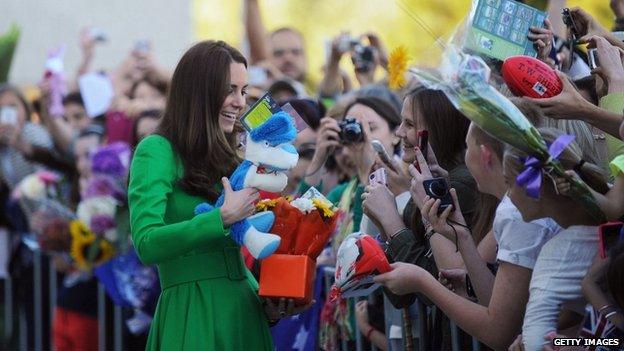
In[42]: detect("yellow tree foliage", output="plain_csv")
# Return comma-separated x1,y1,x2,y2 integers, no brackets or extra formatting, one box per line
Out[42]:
193,0,614,83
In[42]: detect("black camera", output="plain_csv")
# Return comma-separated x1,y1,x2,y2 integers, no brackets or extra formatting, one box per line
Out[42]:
352,45,376,73
339,117,364,144
423,178,454,214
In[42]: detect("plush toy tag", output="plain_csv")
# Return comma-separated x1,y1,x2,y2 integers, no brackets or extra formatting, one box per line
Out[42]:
240,92,281,131
301,186,330,204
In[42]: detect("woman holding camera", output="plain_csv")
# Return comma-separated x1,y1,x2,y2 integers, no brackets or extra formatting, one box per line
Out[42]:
129,40,303,351
304,96,400,233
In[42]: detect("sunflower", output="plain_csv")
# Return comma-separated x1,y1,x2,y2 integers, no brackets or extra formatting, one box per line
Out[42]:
388,45,410,90
69,220,114,271
312,198,334,218
256,198,279,212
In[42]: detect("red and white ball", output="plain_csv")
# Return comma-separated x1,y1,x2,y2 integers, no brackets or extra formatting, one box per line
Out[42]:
501,55,562,99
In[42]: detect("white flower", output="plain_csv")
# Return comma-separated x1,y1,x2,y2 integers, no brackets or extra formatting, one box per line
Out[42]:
290,198,314,213
77,196,118,228
19,174,46,200
104,228,118,242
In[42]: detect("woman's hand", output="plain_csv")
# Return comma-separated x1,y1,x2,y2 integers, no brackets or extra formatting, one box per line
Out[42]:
379,157,412,196
570,7,609,42
420,188,470,243
408,148,434,209
438,268,469,298
524,71,591,121
373,262,424,295
305,117,341,176
586,36,624,93
361,183,402,237
263,298,315,321
219,177,259,227
528,19,555,68
355,300,371,331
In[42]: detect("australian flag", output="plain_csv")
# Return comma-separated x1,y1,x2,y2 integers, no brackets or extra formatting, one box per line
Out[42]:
579,305,624,351
271,265,326,351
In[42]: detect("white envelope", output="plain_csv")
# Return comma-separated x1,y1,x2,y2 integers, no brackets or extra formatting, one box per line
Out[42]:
78,73,114,117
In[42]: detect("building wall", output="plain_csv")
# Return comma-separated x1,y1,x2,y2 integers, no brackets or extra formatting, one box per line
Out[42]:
1,0,192,86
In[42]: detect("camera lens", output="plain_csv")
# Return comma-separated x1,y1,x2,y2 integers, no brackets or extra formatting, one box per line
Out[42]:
340,118,363,144
428,180,448,198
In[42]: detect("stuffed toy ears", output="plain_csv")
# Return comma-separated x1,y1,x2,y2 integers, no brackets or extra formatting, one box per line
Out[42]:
249,111,297,145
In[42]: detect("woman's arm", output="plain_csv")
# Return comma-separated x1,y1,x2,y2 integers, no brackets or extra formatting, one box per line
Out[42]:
129,136,230,265
377,261,531,350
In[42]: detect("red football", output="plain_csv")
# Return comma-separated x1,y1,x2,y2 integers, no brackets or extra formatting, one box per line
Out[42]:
501,56,562,99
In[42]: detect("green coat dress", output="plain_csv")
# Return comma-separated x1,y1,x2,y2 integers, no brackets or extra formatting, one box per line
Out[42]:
128,135,274,350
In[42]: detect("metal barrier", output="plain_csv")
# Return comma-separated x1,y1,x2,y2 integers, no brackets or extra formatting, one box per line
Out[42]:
2,247,125,351
3,248,485,351
321,266,484,351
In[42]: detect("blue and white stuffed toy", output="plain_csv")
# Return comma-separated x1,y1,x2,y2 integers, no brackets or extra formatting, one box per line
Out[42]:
194,111,299,259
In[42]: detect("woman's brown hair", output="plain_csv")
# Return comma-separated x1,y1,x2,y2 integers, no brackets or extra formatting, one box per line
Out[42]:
405,88,470,171
157,40,246,202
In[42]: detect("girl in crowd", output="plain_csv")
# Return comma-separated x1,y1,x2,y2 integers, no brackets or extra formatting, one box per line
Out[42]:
374,128,609,351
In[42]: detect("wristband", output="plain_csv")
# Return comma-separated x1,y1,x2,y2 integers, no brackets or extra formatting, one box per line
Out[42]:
424,228,436,241
605,310,621,320
599,304,616,316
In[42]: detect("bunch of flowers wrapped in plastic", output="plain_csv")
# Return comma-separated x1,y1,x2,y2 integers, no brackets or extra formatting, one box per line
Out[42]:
71,142,131,271
410,47,605,222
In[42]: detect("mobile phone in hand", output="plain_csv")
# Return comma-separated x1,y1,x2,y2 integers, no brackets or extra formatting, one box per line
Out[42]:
0,107,18,126
371,140,393,169
369,168,387,186
599,222,623,258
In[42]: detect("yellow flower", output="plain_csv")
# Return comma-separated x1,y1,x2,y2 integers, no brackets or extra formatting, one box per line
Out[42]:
312,198,334,218
256,198,279,212
388,45,410,90
69,220,114,271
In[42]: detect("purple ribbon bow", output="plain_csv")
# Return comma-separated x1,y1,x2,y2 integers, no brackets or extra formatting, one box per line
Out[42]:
515,134,575,198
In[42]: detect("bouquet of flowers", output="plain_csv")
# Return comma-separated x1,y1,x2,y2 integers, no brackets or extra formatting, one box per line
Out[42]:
70,142,131,271
410,47,605,222
257,187,340,303
12,171,77,251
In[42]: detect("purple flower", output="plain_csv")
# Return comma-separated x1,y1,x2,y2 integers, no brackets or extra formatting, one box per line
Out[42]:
90,215,116,235
84,175,126,202
91,142,131,179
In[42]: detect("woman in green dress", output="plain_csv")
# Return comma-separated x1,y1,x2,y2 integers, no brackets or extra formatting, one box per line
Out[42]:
128,40,278,350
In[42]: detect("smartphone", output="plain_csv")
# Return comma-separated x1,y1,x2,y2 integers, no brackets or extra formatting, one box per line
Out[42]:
369,168,387,186
89,27,107,43
371,140,393,169
134,40,151,53
0,106,18,126
598,222,624,258
588,48,599,70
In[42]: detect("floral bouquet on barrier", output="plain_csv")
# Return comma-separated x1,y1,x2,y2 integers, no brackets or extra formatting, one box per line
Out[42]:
70,142,131,271
12,171,77,251
258,187,339,304
410,47,605,222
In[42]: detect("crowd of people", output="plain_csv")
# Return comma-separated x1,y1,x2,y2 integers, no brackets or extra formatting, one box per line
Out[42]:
2,0,624,350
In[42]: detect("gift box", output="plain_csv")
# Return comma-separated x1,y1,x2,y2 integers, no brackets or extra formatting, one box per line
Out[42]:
257,188,339,304
259,254,315,304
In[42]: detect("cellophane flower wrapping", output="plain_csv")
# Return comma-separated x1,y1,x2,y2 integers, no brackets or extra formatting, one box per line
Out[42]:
410,45,604,222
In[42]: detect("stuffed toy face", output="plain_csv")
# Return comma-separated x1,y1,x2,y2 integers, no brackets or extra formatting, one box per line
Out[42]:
244,111,299,192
